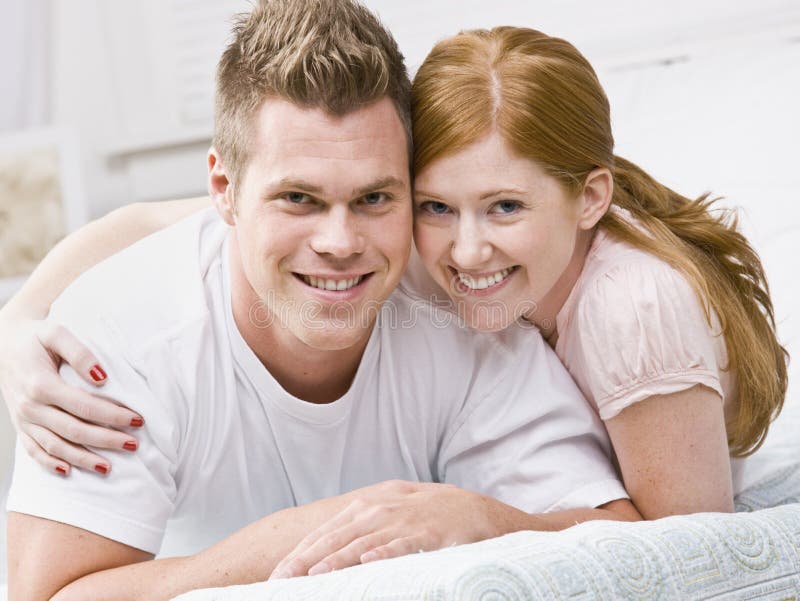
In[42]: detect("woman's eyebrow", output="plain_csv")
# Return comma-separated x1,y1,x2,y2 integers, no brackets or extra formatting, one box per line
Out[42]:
414,187,529,201
479,187,528,200
413,188,444,200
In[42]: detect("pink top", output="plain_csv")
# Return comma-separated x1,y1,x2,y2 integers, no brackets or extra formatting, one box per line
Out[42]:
555,208,736,422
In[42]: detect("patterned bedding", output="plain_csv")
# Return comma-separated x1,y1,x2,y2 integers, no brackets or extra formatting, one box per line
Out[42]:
172,460,800,601
179,509,800,600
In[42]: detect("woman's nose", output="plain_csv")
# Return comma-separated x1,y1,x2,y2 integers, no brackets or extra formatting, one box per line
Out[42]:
450,221,492,269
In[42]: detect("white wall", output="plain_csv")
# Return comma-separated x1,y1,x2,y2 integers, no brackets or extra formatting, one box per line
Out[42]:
35,0,800,216
0,0,49,131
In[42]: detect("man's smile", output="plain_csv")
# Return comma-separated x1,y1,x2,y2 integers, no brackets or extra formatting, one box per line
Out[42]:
293,272,374,292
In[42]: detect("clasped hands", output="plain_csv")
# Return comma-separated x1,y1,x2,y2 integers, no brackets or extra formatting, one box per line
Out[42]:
270,480,505,579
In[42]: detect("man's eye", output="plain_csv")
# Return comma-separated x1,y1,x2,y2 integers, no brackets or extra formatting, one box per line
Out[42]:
285,192,311,204
362,192,387,205
419,201,450,215
491,200,521,214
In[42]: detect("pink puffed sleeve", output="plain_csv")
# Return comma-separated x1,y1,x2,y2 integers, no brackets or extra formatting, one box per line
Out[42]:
568,257,727,420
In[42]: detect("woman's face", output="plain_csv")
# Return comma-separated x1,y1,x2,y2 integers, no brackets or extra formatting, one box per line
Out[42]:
413,132,592,331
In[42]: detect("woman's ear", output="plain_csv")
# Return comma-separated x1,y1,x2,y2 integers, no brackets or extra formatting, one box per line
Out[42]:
208,148,236,226
578,167,613,230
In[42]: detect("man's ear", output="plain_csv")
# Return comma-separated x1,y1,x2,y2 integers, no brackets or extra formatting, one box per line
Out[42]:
577,167,613,230
208,147,236,226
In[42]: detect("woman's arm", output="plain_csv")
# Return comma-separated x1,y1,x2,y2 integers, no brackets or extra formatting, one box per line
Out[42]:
0,196,212,474
1,196,211,322
604,385,734,520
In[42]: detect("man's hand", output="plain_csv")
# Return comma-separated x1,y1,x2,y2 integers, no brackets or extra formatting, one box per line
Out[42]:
0,317,143,475
270,480,519,579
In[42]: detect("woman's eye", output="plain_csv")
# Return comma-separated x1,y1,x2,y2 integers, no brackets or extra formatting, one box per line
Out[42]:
419,201,450,215
491,200,521,214
285,192,311,204
362,192,387,205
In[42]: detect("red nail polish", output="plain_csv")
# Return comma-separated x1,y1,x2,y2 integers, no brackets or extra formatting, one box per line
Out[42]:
130,417,144,428
123,441,138,451
90,364,107,382
55,466,67,475
95,464,109,474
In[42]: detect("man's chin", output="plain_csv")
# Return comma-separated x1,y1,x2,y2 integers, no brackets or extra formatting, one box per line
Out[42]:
295,325,375,352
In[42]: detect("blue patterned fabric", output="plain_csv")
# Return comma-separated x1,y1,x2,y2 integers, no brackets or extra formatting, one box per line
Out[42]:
173,461,800,601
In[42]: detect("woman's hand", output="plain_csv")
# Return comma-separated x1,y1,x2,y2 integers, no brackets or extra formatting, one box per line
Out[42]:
0,318,144,476
269,480,513,579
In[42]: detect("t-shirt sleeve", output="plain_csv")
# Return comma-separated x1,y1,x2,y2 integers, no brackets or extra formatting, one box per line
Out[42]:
572,260,726,421
437,331,628,513
6,303,180,554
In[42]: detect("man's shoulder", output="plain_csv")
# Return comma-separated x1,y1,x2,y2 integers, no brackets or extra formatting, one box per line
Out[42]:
50,208,227,347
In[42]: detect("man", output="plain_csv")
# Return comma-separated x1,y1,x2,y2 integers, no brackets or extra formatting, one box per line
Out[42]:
5,1,632,599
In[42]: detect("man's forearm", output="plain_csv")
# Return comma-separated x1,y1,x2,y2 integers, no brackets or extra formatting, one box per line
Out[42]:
52,491,640,600
52,493,356,601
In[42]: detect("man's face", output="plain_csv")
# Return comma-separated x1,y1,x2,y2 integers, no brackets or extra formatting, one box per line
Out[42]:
214,96,412,351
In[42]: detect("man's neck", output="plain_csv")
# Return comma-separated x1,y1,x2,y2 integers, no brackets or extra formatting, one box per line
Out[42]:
227,244,371,404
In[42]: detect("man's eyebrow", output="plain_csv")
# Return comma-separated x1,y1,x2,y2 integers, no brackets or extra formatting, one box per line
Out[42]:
353,176,406,197
265,178,324,195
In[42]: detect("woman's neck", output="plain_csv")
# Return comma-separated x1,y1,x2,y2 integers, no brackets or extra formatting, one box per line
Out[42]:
527,228,597,348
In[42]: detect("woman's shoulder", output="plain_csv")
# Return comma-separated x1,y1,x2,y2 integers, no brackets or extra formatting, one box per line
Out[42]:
562,216,699,333
556,211,729,418
587,208,677,286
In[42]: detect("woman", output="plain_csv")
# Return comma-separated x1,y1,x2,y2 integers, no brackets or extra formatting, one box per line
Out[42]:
0,27,787,524
408,27,788,518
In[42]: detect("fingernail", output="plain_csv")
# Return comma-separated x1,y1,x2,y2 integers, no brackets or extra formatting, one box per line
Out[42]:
361,551,377,563
55,466,67,476
89,364,107,382
123,440,138,451
270,570,287,580
95,464,109,474
308,562,330,576
130,417,144,427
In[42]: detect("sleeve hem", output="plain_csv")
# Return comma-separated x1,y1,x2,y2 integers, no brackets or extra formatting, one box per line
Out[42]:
6,491,164,554
544,479,629,513
597,370,724,421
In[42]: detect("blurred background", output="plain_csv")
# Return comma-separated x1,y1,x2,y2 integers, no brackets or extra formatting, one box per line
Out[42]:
1,0,800,584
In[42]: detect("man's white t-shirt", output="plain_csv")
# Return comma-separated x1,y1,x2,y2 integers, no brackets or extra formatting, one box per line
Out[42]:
7,209,626,557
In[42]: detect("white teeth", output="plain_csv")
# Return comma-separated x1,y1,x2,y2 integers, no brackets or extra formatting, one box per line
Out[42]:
457,267,513,290
301,275,364,291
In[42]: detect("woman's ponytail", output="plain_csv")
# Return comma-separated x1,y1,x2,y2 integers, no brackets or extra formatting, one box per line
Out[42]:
602,156,788,456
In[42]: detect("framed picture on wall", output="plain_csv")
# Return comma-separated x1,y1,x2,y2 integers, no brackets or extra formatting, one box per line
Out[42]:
0,128,86,304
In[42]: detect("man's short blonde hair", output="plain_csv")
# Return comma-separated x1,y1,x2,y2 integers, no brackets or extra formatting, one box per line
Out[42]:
214,0,412,189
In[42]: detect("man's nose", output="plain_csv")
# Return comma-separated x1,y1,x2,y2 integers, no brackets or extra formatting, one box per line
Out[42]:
309,206,365,258
450,219,492,268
